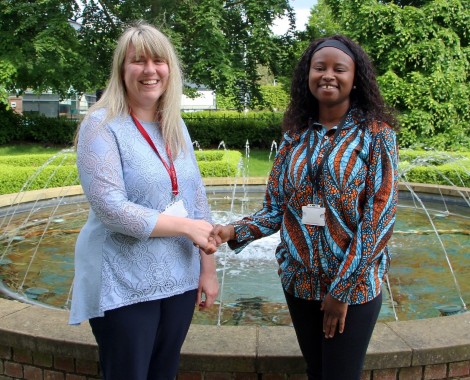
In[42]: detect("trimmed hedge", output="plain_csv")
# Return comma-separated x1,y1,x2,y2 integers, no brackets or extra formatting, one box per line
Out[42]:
0,152,76,167
399,150,470,187
195,150,241,177
0,105,23,145
0,108,283,149
1,147,469,196
0,150,242,195
0,164,79,195
183,111,283,149
24,115,78,145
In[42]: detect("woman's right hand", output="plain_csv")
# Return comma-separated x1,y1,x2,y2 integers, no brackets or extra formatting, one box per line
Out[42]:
186,219,218,254
210,224,235,246
151,215,217,254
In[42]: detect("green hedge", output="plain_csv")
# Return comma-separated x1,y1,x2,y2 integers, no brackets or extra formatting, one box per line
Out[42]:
0,104,24,144
0,107,283,149
195,150,241,177
0,164,79,195
183,111,283,149
0,153,76,167
1,105,469,151
24,115,78,145
0,106,79,146
0,150,242,195
399,150,470,187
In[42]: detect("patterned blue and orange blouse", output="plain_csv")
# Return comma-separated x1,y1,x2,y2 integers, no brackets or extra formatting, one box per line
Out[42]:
228,110,399,305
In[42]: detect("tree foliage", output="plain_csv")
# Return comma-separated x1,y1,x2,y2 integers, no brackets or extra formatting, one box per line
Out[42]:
307,0,470,150
0,0,86,98
0,0,295,109
2,0,469,150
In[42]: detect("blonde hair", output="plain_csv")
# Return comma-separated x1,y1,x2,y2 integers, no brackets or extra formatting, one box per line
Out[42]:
76,21,185,155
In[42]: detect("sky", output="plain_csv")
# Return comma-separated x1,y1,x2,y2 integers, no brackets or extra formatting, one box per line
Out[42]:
272,0,317,35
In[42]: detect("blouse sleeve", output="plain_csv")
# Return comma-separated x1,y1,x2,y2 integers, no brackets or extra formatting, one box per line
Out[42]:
329,125,399,302
228,133,292,253
76,112,159,240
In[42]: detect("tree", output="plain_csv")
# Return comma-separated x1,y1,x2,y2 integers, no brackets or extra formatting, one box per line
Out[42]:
0,0,87,99
0,0,295,110
311,0,470,150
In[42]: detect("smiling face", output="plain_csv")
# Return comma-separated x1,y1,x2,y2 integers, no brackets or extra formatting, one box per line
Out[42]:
308,46,355,112
123,43,169,118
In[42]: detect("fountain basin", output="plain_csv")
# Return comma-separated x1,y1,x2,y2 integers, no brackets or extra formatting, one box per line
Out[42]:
0,181,469,379
1,181,469,324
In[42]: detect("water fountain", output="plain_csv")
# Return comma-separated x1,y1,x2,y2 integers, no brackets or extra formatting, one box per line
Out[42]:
0,146,469,379
0,147,468,325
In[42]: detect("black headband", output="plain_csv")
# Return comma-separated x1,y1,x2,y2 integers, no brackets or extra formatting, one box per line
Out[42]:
312,40,355,62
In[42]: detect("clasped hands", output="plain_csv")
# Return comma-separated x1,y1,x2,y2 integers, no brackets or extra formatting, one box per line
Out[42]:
194,223,234,255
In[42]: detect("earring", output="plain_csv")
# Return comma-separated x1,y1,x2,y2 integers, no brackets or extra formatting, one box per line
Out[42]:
353,85,357,89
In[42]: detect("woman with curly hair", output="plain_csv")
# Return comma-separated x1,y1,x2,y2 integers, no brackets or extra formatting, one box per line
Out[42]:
211,35,399,379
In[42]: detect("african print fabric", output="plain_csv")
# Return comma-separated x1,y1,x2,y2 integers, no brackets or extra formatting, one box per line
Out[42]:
228,111,399,304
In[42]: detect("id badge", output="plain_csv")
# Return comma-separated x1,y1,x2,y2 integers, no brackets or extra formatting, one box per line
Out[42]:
162,199,188,218
301,204,326,226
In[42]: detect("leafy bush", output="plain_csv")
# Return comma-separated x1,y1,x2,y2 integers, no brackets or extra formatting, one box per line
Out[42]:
399,150,470,187
183,111,283,149
0,164,79,195
0,152,76,167
0,105,24,144
23,115,78,145
194,150,226,162
2,109,468,151
0,150,242,195
197,150,241,177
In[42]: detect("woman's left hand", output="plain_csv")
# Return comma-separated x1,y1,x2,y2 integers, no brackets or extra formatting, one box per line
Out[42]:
321,293,348,338
197,267,219,310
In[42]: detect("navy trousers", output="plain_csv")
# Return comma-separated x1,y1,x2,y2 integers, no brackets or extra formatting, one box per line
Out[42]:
284,291,382,380
89,289,197,380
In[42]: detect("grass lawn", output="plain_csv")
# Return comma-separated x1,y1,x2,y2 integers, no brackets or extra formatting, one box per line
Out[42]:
240,148,275,177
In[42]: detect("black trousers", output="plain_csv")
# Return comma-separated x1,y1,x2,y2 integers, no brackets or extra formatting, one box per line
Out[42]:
89,289,197,380
284,290,382,380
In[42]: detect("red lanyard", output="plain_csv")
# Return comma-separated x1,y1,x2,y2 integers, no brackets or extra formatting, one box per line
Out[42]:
130,113,179,197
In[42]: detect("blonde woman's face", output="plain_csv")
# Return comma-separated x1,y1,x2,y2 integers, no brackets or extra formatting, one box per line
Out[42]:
123,43,169,114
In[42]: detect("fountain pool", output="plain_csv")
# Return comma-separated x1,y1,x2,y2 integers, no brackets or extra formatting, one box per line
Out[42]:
1,184,468,326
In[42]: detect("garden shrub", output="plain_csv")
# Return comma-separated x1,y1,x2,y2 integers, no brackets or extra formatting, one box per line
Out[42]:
398,150,470,187
194,150,226,162
23,115,78,145
0,150,242,195
197,150,241,177
183,111,283,149
0,153,76,167
0,164,79,195
0,105,24,144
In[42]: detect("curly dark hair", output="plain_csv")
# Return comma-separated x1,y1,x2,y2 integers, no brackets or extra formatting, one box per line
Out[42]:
282,35,398,133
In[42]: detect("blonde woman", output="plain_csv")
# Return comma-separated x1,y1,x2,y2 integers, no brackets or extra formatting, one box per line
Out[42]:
69,21,219,380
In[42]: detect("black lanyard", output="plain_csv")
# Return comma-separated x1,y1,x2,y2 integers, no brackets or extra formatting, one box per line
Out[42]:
306,111,349,195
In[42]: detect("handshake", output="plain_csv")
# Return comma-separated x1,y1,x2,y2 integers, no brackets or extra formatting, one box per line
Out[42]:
194,223,235,255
